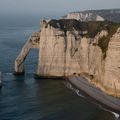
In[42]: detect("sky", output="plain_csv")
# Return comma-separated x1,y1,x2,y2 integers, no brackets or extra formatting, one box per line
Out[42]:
0,0,120,17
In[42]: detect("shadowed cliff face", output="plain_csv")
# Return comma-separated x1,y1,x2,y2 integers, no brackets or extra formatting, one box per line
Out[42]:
37,19,120,97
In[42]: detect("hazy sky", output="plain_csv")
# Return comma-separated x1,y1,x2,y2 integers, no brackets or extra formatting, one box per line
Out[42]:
0,0,120,17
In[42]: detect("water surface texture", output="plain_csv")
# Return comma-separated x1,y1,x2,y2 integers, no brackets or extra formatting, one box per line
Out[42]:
0,16,115,120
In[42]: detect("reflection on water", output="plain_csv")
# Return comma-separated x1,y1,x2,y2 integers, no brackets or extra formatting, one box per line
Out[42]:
0,73,115,120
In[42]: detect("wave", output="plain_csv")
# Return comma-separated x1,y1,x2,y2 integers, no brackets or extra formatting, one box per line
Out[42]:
112,112,120,120
65,82,120,120
5,73,13,75
65,82,85,98
99,107,120,120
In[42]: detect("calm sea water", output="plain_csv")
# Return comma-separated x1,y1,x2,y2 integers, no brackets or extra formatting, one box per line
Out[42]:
0,15,116,120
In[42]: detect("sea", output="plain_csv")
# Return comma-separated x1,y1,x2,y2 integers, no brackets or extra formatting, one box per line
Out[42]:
0,15,117,120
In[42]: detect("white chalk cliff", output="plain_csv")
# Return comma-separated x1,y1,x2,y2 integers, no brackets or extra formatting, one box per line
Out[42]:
15,19,120,97
37,20,120,97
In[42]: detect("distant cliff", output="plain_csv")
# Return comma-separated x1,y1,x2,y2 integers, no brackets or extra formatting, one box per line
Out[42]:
63,9,120,23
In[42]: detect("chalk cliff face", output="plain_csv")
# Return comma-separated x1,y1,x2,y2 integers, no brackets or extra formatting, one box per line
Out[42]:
36,19,120,97
14,18,120,97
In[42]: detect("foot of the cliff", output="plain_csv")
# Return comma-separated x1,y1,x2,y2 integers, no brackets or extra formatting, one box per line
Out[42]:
34,74,64,80
13,72,25,76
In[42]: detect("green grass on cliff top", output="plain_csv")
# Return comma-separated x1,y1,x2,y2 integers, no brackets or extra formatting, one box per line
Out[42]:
48,19,119,37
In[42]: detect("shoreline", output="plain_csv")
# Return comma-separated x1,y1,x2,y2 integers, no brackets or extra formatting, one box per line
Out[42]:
13,73,120,115
65,80,120,119
67,76,120,115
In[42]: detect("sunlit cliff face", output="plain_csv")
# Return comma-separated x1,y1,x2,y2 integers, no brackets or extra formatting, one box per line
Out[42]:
37,19,120,97
15,18,120,97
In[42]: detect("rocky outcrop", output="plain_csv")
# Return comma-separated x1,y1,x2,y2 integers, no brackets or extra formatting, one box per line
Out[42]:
36,19,120,97
14,32,40,74
63,9,120,23
15,19,120,97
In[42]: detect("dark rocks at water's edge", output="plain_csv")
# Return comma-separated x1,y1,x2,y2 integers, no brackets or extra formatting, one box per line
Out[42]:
13,72,25,76
0,72,2,88
34,74,65,80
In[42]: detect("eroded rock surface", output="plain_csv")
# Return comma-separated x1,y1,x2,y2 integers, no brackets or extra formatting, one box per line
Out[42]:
15,19,120,97
14,32,40,74
37,19,120,97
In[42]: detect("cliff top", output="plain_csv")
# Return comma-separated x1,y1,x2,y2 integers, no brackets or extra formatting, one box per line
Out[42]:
47,19,120,38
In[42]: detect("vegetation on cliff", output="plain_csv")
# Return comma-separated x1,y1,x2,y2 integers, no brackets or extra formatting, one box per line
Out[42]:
48,19,108,37
98,22,120,58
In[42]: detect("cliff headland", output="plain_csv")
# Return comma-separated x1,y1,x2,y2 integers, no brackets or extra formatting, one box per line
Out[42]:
15,9,120,99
